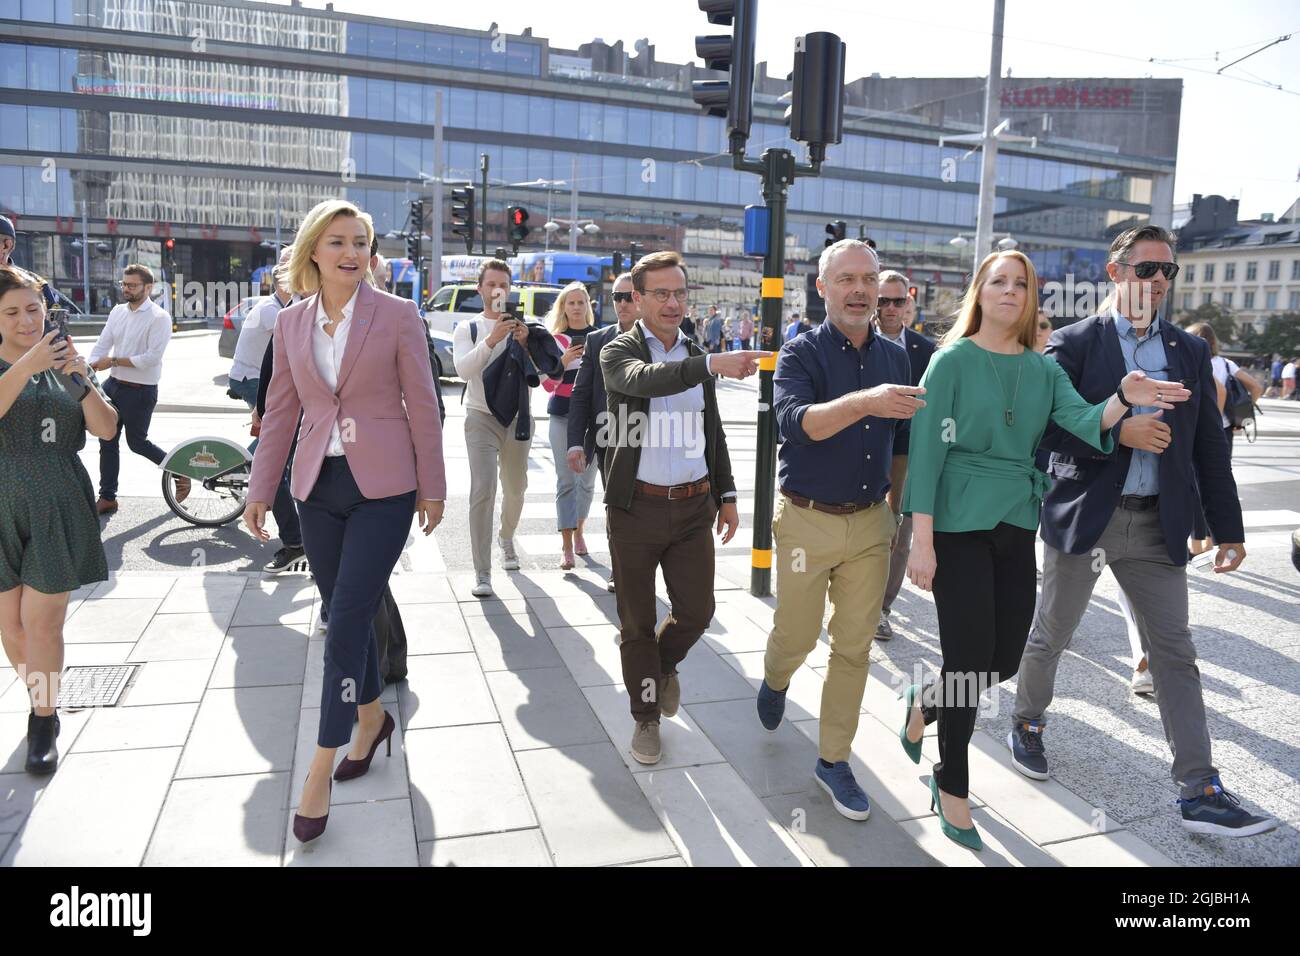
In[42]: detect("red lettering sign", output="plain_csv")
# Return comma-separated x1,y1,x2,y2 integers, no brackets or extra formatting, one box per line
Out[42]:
54,216,75,235
1001,84,1135,110
106,218,119,235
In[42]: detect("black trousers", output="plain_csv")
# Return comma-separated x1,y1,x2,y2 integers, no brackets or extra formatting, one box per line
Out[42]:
298,456,414,748
924,521,1037,798
98,378,165,500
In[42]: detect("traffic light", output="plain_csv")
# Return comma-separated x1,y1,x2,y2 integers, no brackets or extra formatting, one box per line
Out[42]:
629,241,643,266
691,0,757,154
406,199,424,263
908,285,918,302
450,185,476,255
787,32,846,164
824,221,846,248
164,238,175,251
507,205,530,252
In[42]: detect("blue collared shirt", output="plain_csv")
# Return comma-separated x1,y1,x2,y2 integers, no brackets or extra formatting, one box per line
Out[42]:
774,319,911,505
1113,308,1167,496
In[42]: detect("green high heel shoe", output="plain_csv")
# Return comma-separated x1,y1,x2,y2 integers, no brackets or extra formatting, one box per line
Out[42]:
899,684,923,765
928,776,983,851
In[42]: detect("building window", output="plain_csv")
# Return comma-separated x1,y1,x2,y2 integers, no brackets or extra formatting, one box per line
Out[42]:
1267,260,1280,281
1244,291,1255,309
1222,292,1233,308
1223,262,1235,281
1246,261,1257,280
1203,263,1215,283
1181,293,1192,310
1289,291,1300,310
1265,291,1278,310
1185,264,1195,283
1200,292,1211,305
1292,259,1300,281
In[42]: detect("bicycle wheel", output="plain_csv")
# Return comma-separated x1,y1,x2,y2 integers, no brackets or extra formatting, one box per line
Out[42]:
163,463,250,527
1243,418,1257,443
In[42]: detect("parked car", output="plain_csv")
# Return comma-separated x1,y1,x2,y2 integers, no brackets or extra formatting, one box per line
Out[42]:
217,296,262,359
423,283,561,378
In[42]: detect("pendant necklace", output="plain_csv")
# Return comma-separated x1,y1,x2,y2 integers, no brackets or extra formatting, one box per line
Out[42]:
982,346,1024,427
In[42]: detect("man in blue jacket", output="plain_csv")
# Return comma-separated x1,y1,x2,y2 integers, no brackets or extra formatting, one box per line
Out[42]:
1009,225,1275,838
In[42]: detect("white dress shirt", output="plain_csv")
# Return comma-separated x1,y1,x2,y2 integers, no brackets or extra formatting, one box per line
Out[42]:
88,297,173,385
230,292,294,382
635,321,711,487
878,325,907,348
312,283,360,457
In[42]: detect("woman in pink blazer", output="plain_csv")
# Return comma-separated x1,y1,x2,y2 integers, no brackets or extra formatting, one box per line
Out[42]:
244,199,446,844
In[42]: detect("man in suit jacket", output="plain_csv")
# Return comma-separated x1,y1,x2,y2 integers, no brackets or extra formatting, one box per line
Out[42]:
1009,224,1274,838
873,270,936,639
599,250,765,766
566,271,638,480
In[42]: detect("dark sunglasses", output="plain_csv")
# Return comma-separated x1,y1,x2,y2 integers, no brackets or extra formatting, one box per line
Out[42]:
1038,321,1051,330
877,296,909,308
612,291,634,303
1122,260,1180,281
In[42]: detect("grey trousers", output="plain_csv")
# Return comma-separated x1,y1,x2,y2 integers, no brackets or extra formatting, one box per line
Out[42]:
465,408,531,574
1013,506,1218,799
882,514,912,614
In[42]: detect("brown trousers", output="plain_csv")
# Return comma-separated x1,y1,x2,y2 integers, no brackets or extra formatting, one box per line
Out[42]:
608,489,717,722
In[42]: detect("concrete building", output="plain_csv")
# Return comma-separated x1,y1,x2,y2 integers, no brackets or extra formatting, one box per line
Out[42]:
3,0,1181,318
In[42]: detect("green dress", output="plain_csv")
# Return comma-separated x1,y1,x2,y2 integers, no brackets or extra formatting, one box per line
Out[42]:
0,358,109,593
902,337,1114,533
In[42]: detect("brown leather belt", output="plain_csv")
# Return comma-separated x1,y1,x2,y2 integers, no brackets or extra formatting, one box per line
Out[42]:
781,488,884,516
635,478,711,500
110,378,150,389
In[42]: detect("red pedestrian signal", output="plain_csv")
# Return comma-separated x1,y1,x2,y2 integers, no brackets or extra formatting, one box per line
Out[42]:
165,238,175,250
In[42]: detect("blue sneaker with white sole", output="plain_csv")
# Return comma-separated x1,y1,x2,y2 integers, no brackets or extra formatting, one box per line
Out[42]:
814,760,871,821
1179,778,1278,837
1007,720,1049,780
756,678,787,732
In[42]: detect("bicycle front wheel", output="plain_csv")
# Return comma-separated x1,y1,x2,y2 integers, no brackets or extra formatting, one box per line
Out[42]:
163,464,250,527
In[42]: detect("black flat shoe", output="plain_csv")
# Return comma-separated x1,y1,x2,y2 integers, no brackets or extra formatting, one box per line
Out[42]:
26,711,60,775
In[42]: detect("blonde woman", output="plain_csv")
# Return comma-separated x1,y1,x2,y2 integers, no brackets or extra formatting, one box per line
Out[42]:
897,250,1189,850
245,199,446,843
541,282,597,568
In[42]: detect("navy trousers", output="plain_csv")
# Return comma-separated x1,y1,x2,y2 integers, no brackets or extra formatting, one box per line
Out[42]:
98,378,165,500
297,456,414,748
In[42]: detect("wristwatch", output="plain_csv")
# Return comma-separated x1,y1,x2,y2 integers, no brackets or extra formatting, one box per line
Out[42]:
1115,381,1135,409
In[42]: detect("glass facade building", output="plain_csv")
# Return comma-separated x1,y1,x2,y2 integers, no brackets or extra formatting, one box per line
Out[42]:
1,0,1179,315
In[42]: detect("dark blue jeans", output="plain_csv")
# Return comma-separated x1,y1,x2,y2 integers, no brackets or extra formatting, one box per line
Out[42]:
298,456,414,748
98,378,165,500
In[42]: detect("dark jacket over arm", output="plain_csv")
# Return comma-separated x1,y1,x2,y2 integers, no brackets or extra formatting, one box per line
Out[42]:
567,322,618,474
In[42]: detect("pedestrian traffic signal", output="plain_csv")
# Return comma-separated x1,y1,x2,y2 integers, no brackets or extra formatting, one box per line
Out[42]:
507,205,530,252
164,238,175,250
787,32,845,163
825,221,846,248
908,285,918,302
406,199,424,264
629,241,643,266
450,185,476,255
690,0,757,154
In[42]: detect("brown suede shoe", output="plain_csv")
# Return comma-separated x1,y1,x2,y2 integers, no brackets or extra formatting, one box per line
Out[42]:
173,475,192,503
659,672,681,718
95,498,118,516
631,720,661,765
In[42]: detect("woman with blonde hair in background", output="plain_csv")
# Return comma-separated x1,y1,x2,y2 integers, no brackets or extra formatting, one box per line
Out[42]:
542,281,597,568
898,250,1190,850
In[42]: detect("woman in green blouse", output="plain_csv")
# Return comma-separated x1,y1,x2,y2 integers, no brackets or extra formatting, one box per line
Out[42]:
0,266,119,774
897,251,1189,850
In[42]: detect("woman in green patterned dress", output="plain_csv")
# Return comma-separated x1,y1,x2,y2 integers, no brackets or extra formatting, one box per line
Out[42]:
0,266,119,773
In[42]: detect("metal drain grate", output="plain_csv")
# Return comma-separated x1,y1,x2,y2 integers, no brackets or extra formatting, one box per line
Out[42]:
59,664,138,708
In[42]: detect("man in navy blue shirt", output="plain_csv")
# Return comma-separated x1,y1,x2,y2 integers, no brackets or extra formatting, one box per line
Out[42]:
756,239,924,821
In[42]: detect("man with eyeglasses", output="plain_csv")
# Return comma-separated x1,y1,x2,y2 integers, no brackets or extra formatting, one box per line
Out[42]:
1033,308,1053,353
1009,224,1275,838
600,250,766,765
88,263,184,516
871,270,935,641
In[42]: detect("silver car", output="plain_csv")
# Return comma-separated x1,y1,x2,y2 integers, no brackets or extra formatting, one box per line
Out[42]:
217,296,262,359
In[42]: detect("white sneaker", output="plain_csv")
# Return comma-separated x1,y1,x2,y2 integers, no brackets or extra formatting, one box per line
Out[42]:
1131,663,1154,696
471,571,493,598
499,537,520,571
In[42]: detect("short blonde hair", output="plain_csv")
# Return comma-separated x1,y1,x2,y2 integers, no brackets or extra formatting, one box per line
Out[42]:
547,281,593,334
878,269,909,292
941,250,1039,349
287,200,375,296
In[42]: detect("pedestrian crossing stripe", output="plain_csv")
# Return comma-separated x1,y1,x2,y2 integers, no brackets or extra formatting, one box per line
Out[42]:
751,548,772,569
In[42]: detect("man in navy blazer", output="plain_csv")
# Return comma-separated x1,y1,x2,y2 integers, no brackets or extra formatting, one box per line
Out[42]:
1009,225,1274,838
873,271,936,639
566,271,638,480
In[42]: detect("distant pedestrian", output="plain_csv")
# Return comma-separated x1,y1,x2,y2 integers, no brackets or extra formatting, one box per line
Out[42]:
1267,355,1282,397
738,309,754,350
229,245,295,411
1282,357,1297,399
88,264,184,516
0,265,119,774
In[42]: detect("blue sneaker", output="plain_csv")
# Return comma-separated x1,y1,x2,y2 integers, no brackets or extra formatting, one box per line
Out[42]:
1007,721,1049,781
756,678,787,732
1179,778,1277,837
814,761,871,821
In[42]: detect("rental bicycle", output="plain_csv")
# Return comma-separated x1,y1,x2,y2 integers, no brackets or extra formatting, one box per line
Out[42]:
159,435,251,527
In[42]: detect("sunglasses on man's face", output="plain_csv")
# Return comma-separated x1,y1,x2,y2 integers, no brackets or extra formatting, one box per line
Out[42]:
612,292,634,303
1038,321,1051,330
1121,260,1180,281
877,296,909,309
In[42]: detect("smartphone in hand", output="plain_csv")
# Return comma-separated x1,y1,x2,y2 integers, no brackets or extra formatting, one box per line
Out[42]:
44,307,70,342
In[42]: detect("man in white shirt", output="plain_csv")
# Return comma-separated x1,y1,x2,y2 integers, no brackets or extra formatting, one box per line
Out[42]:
229,246,294,409
452,259,532,597
1283,358,1298,400
89,264,179,515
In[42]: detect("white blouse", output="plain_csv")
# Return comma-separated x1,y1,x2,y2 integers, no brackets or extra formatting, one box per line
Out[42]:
312,283,360,457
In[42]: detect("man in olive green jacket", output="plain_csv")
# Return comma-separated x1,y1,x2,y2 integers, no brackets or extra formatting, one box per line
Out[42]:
598,250,765,765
